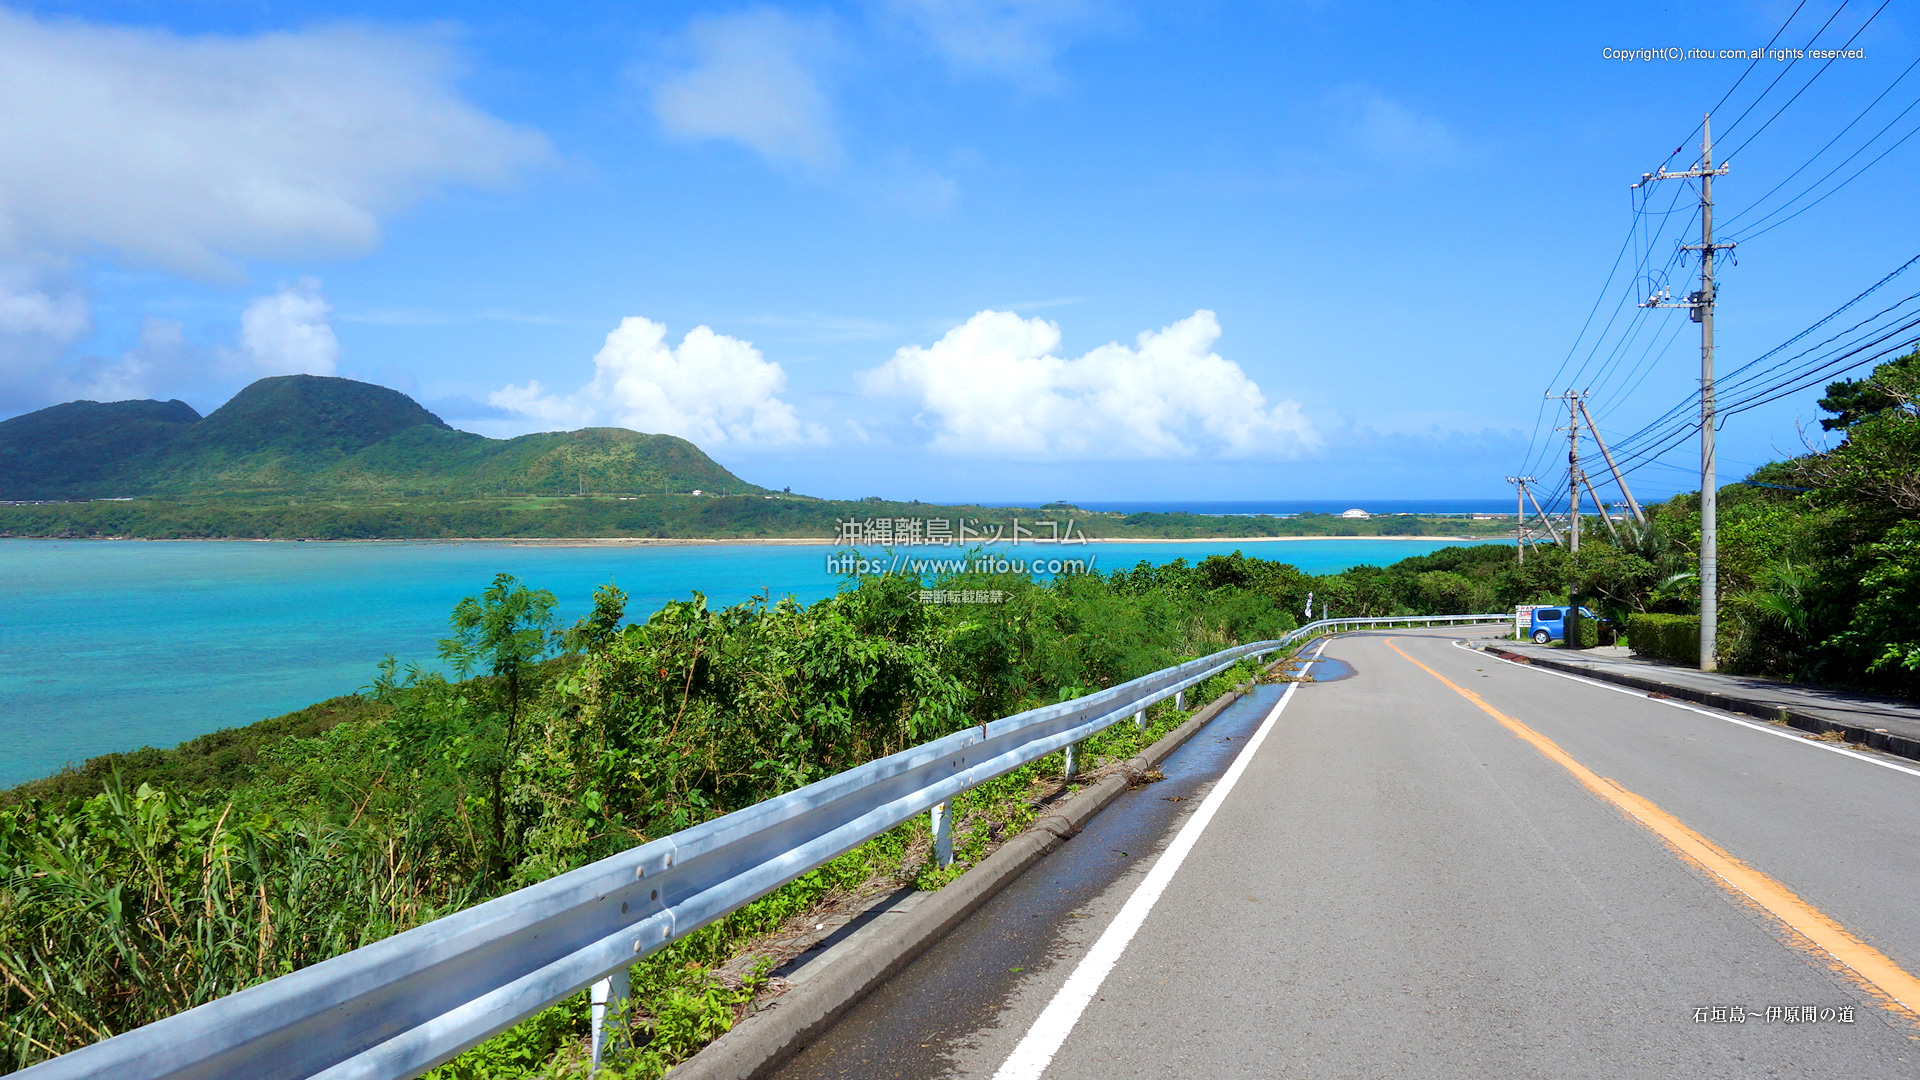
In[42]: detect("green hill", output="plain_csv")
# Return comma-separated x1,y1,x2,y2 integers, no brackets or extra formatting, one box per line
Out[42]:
0,375,764,500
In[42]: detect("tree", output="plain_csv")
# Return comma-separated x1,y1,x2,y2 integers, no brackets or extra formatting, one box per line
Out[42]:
1798,355,1920,516
562,583,628,656
1816,349,1920,431
439,573,558,882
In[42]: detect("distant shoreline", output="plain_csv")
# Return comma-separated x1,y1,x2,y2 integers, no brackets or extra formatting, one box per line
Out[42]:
402,534,1505,547
2,533,1506,546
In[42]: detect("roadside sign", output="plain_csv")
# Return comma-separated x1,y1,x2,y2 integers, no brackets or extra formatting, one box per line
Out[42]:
1515,604,1550,638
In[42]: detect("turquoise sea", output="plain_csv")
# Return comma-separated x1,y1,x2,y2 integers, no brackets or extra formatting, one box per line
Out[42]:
0,537,1507,787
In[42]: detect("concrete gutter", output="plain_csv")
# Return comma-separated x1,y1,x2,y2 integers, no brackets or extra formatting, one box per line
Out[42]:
1481,644,1920,763
671,678,1259,1080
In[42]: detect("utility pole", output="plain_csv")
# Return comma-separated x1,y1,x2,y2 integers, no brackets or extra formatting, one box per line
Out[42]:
1506,476,1532,563
1637,115,1732,671
1548,391,1591,649
1548,391,1583,554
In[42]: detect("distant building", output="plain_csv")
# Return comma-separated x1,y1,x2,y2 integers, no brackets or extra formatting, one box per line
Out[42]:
1340,508,1370,519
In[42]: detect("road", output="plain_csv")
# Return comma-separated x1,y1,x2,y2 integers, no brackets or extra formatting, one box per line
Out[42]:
770,626,1920,1079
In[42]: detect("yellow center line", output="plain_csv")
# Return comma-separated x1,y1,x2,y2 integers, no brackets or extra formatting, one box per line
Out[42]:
1384,636,1920,1020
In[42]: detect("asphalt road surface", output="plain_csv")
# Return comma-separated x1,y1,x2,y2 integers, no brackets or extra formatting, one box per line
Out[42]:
771,626,1920,1079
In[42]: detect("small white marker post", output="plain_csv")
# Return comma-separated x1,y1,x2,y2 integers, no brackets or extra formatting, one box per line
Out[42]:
930,800,953,867
1063,741,1080,778
1133,709,1145,731
1174,689,1186,711
590,967,630,1071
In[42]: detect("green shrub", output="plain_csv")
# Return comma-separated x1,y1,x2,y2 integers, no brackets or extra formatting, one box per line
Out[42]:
1627,613,1699,665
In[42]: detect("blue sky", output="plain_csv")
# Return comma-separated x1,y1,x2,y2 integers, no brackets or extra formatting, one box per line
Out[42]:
1,1,1916,505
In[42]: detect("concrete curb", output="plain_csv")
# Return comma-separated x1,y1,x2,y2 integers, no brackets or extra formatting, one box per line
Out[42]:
1481,644,1920,763
669,679,1258,1080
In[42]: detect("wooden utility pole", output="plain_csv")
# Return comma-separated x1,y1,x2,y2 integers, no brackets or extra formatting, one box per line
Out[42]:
1506,476,1533,563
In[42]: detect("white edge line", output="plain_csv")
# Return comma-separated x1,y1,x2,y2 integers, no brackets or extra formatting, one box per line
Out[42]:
989,639,1327,1080
1452,639,1920,780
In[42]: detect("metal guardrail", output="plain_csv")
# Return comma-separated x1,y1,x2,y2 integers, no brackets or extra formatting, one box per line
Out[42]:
24,613,1508,1080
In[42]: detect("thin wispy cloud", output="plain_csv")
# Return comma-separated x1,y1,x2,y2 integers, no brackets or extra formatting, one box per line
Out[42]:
648,8,844,171
1326,86,1464,170
0,9,550,278
644,3,1104,194
875,0,1104,87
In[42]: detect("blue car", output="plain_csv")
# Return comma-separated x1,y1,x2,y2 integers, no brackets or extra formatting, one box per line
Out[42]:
1526,605,1598,644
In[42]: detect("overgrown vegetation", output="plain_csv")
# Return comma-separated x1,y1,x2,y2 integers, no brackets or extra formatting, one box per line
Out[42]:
1625,613,1700,666
0,551,1337,1075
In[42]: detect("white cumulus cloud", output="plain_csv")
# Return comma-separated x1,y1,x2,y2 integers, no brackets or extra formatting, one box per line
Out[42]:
650,8,841,170
490,317,822,447
231,278,339,377
859,309,1319,459
0,8,549,277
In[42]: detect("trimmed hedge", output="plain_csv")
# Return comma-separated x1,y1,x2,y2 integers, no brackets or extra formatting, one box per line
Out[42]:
1627,613,1699,665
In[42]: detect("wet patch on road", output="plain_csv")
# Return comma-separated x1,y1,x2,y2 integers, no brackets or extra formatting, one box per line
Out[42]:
1303,656,1357,682
766,684,1287,1080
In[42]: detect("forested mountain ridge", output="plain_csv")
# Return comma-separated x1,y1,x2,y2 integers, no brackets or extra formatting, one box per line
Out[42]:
0,375,763,500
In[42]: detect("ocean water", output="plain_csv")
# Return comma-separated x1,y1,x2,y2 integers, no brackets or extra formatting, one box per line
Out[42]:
0,536,1508,787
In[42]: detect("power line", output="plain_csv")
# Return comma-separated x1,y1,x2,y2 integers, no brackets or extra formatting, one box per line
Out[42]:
1598,254,1920,466
1594,274,1920,482
1720,0,1892,164
1512,0,1856,501
1652,0,1813,176
1731,106,1920,243
1520,188,1699,480
1712,0,1853,148
1720,53,1920,232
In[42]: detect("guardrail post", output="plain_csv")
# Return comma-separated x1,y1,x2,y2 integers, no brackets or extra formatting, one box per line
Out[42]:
930,800,953,867
1133,709,1145,730
1174,689,1186,710
1064,740,1080,778
590,967,631,1071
